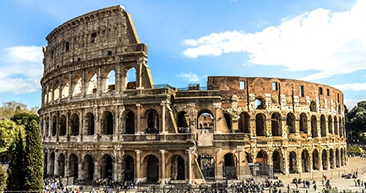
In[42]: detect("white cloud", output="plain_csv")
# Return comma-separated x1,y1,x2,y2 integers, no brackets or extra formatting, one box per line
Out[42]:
333,83,366,91
177,72,200,82
0,46,43,94
182,0,366,81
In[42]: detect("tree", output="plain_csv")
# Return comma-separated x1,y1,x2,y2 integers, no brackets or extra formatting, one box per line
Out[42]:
0,165,7,191
23,119,44,191
6,130,25,191
0,120,22,163
346,102,366,139
0,101,38,120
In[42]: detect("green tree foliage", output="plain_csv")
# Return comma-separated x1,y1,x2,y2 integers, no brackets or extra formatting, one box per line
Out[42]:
0,120,24,164
24,119,44,191
6,130,25,191
0,165,7,191
346,101,366,138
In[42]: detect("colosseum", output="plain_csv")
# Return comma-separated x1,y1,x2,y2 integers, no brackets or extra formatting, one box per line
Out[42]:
39,5,347,185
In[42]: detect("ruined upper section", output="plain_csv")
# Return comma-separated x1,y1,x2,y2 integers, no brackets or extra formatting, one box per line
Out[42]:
42,5,147,75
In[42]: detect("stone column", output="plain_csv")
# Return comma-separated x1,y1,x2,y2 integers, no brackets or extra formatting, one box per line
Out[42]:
160,150,166,185
187,148,193,184
215,148,222,180
135,150,142,183
160,101,166,133
136,104,141,133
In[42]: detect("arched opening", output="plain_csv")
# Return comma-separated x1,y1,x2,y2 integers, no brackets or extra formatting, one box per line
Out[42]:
61,79,69,98
336,149,340,167
255,98,265,109
198,154,215,180
100,154,113,179
256,150,268,176
286,113,296,134
322,150,328,170
123,155,134,182
238,112,250,133
125,111,135,134
145,109,159,133
85,112,95,135
329,149,335,169
224,113,232,132
146,155,159,183
255,113,266,136
106,70,116,92
70,113,79,136
177,111,189,133
328,116,333,134
86,73,97,94
289,151,297,173
171,155,185,180
320,115,326,137
57,154,65,177
72,76,82,96
299,113,307,133
223,153,237,179
311,115,318,137
310,101,317,112
50,152,55,176
334,116,339,135
271,112,281,136
312,150,320,170
54,80,60,100
60,115,67,136
102,111,114,134
272,151,281,173
301,150,310,172
83,154,94,181
52,116,57,136
197,111,214,130
126,68,136,89
69,154,78,180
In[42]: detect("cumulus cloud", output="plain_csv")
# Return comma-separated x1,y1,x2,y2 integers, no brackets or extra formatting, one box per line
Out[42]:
0,46,43,94
177,72,200,82
182,0,366,81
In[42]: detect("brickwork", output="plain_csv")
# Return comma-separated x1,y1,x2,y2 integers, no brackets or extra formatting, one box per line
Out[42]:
39,5,347,185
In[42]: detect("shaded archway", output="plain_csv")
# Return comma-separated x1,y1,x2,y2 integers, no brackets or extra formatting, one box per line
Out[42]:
289,151,297,173
238,112,250,133
146,155,159,183
70,113,80,136
312,150,320,170
255,113,266,136
177,111,189,133
125,111,135,134
301,150,310,172
85,112,95,135
320,115,326,137
60,115,67,136
123,155,134,182
271,112,282,136
146,109,159,133
272,151,281,173
311,115,318,137
69,154,78,179
329,149,335,169
100,154,113,179
83,155,94,181
286,113,296,134
197,111,214,130
223,153,237,179
198,154,215,180
57,154,65,177
299,113,307,133
49,152,55,176
52,116,57,136
102,111,114,134
170,155,185,180
322,150,328,170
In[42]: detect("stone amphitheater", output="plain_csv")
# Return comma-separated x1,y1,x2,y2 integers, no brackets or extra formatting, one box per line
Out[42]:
39,5,347,185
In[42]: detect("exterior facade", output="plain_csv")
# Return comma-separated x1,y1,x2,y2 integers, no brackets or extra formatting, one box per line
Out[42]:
39,5,347,185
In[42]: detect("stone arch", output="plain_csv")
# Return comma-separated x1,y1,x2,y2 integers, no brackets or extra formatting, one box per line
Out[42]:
289,151,297,173
286,112,296,134
170,155,185,181
145,109,160,133
52,115,57,136
177,111,189,133
255,97,265,109
255,113,266,136
329,149,335,169
86,72,97,95
198,153,215,180
102,111,114,134
322,149,328,170
238,112,250,133
123,155,135,182
125,67,137,89
271,112,282,136
84,112,95,135
299,113,307,133
50,152,55,176
310,101,317,112
70,113,80,136
223,153,237,179
61,76,70,98
145,155,159,183
100,154,113,179
197,110,214,130
320,115,326,137
69,154,78,179
256,150,268,175
105,69,116,92
53,80,60,100
60,114,67,136
82,154,94,181
334,116,339,135
312,149,320,170
301,149,310,172
57,153,65,177
328,115,333,134
311,115,317,137
336,148,340,167
125,111,135,134
71,74,82,96
272,150,282,173
224,113,232,132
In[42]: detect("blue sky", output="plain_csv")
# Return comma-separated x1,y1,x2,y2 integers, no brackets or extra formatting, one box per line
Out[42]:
0,0,365,109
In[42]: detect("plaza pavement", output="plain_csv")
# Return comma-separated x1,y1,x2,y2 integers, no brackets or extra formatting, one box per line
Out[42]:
274,156,366,192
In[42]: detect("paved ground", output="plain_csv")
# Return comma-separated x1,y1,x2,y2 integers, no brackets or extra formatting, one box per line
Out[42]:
274,156,366,192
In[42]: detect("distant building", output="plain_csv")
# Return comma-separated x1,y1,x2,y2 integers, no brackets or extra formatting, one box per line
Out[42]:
39,5,347,185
